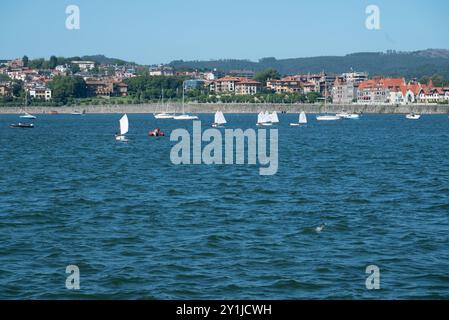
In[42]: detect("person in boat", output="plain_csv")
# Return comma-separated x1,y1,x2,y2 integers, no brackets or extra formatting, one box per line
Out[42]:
149,128,165,137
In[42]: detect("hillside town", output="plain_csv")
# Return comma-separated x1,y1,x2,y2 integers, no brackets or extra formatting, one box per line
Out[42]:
1,56,449,106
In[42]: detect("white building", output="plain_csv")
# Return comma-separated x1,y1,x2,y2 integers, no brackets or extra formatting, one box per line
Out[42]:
149,66,174,76
71,61,96,71
28,87,52,101
55,65,69,72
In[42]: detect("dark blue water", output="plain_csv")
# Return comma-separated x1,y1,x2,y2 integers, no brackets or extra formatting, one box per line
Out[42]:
1,113,449,299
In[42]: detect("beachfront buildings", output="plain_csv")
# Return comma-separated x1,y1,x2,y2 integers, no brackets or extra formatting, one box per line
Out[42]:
332,78,358,104
85,79,128,97
357,78,404,104
235,78,261,95
28,87,52,101
266,78,303,94
209,77,261,95
356,78,448,105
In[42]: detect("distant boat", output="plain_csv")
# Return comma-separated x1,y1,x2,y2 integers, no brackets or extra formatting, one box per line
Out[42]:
71,110,85,116
290,111,308,126
212,111,227,128
257,111,272,126
154,88,175,119
174,82,198,120
406,113,421,120
20,112,36,120
316,80,340,121
10,123,34,129
174,114,199,120
155,113,174,119
270,111,279,124
115,114,129,141
316,115,340,121
336,111,360,119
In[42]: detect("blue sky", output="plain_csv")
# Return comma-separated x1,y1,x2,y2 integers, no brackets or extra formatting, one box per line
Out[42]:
1,0,448,64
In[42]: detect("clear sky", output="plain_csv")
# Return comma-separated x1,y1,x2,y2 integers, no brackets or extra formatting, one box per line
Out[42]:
1,0,448,64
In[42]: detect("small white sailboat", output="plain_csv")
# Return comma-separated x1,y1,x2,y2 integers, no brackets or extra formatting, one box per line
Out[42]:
316,80,340,121
290,111,308,126
212,111,227,128
406,113,421,120
115,114,129,141
20,112,36,120
257,111,272,126
174,83,199,120
270,111,279,124
154,89,175,119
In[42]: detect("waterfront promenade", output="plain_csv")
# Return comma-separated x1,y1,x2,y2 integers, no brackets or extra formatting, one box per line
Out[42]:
0,103,448,114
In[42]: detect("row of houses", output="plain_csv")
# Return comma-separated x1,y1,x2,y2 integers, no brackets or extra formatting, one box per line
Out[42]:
335,78,449,105
0,58,133,100
201,72,449,104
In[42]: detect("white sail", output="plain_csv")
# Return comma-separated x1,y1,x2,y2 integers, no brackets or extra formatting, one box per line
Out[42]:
270,111,279,124
263,111,271,123
120,114,129,135
257,112,265,124
299,111,307,124
215,111,227,125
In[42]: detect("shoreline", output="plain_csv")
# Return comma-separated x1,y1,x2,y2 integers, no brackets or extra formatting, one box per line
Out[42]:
1,103,448,114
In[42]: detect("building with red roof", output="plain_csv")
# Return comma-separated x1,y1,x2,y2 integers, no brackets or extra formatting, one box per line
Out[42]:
210,77,261,95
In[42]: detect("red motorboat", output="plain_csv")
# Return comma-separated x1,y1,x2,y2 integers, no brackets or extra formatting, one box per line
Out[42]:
149,128,165,137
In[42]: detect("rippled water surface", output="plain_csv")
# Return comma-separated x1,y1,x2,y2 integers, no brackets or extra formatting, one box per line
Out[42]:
1,113,449,299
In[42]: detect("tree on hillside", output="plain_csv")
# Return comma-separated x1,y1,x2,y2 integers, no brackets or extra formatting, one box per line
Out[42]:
11,80,24,97
48,76,87,104
22,55,29,67
306,92,321,103
254,68,281,84
49,56,58,69
430,74,446,87
70,63,80,74
0,74,11,82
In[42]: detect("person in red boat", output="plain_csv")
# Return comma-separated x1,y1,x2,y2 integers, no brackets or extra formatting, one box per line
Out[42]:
149,128,165,137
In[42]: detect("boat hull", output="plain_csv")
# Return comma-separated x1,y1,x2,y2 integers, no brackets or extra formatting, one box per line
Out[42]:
115,135,128,142
316,115,340,121
290,123,306,126
174,115,199,120
154,114,175,119
10,123,34,128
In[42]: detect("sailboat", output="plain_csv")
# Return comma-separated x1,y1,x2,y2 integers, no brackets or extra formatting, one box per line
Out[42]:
316,79,340,121
212,111,227,128
336,110,360,119
115,114,129,141
406,113,421,120
71,110,86,116
154,89,175,119
174,83,199,120
20,112,36,120
270,111,279,124
290,111,308,126
257,111,272,126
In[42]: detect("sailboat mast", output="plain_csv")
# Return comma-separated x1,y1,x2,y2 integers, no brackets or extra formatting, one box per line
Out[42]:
324,74,327,111
182,81,185,114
